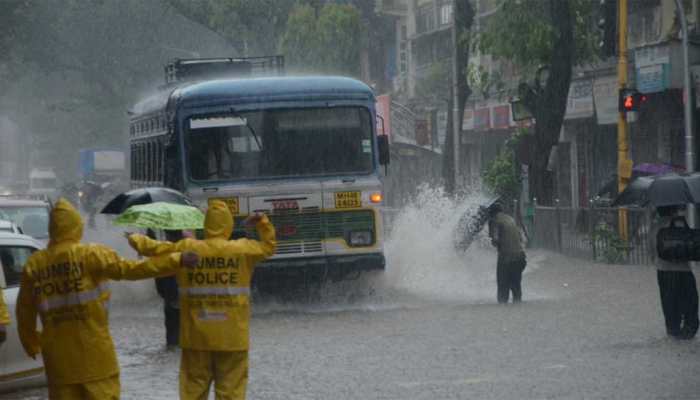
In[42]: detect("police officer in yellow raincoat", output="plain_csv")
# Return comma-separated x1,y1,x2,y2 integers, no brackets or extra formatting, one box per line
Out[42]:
16,199,198,399
0,287,10,346
127,200,276,400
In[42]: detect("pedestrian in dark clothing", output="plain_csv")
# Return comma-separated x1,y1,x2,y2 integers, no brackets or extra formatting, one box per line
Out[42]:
146,229,183,348
487,203,527,304
159,230,183,348
651,206,699,339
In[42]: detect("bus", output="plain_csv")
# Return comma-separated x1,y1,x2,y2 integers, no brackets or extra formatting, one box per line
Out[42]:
128,58,390,284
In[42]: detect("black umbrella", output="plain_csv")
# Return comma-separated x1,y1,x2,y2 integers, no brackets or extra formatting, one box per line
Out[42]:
454,196,501,252
100,187,192,214
611,173,700,207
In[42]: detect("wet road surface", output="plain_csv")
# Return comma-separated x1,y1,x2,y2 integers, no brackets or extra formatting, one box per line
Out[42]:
5,239,700,399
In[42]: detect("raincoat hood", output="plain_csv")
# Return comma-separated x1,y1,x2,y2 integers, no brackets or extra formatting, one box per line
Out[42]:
204,200,233,239
49,198,83,246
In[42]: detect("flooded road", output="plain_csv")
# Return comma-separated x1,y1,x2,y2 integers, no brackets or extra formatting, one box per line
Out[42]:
4,199,700,399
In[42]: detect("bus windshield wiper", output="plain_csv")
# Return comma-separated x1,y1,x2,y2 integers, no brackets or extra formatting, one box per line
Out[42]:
230,108,262,150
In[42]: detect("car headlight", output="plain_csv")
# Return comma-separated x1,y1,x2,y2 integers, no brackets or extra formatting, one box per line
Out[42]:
348,230,373,247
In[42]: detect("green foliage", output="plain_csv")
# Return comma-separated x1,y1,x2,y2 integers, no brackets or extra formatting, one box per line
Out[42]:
473,0,598,75
589,221,627,264
415,60,451,104
167,0,296,56
482,132,524,205
279,3,361,76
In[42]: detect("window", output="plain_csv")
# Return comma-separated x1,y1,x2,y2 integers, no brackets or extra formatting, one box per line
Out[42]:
0,246,36,287
439,2,452,26
416,4,434,34
186,107,374,181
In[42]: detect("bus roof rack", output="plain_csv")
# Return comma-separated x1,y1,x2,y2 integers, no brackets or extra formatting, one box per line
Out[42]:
164,55,285,85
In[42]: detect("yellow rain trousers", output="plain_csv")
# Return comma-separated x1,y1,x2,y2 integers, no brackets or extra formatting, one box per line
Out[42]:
129,200,276,399
16,199,182,398
48,374,120,400
0,287,10,337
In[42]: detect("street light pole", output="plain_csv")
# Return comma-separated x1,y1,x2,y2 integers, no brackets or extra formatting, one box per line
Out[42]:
452,0,461,192
675,0,695,175
674,0,695,226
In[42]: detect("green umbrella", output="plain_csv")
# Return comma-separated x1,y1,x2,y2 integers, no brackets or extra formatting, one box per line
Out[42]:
113,202,204,230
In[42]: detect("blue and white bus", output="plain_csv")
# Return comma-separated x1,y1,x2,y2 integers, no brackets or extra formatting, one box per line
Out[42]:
128,63,389,283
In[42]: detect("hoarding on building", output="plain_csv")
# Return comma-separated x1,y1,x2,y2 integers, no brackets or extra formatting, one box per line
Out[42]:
635,45,670,94
593,76,619,125
565,79,594,120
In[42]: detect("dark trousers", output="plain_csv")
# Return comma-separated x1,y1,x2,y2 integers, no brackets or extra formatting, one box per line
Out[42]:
164,303,180,346
497,255,525,304
657,270,699,338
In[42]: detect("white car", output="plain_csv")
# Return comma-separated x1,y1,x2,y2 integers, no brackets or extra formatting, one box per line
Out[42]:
0,198,50,245
0,232,46,393
0,220,22,235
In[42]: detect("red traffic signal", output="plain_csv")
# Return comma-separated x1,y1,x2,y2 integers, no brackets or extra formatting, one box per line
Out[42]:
618,88,647,112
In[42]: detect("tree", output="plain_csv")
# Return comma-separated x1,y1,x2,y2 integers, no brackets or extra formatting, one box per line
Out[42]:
443,0,475,194
166,0,296,57
280,3,362,76
474,0,597,204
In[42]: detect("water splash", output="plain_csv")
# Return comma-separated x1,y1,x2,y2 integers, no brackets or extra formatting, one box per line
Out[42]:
382,184,497,303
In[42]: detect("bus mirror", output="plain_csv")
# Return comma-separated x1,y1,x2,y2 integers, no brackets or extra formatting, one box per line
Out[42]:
378,135,390,165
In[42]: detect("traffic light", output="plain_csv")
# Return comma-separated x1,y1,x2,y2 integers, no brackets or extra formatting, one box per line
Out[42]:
597,0,617,58
618,88,648,112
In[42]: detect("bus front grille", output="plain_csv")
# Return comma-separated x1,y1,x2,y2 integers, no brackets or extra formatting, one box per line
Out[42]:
234,209,375,255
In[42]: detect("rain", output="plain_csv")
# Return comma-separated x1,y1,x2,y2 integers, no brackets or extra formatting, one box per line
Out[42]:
1,1,700,399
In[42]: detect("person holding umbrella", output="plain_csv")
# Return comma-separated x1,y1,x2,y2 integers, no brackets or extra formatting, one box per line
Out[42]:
487,201,527,304
15,198,199,399
651,206,699,340
116,203,207,349
126,200,276,399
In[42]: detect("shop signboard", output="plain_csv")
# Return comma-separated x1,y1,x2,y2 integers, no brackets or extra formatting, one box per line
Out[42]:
635,45,670,94
593,75,619,125
474,107,491,130
437,109,448,146
493,105,510,129
691,65,700,109
565,79,594,120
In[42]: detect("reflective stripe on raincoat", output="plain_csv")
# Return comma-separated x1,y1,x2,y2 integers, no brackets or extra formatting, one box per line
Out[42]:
128,200,276,352
16,199,182,385
0,287,10,332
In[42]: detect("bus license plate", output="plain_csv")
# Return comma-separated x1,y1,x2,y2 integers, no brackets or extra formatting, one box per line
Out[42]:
210,197,239,215
335,191,361,208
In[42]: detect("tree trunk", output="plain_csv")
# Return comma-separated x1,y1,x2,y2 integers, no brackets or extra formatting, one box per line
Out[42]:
442,0,474,195
528,0,574,205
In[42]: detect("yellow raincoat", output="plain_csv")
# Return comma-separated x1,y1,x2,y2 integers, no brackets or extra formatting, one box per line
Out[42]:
128,200,276,399
0,287,10,338
16,199,183,397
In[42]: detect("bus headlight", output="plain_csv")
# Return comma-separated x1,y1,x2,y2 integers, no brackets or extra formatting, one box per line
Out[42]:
348,230,373,247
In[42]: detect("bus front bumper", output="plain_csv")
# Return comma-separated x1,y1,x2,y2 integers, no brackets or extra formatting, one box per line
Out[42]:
255,253,385,281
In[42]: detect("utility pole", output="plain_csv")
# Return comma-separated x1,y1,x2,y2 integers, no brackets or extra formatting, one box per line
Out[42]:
675,0,696,226
617,0,630,241
452,0,461,193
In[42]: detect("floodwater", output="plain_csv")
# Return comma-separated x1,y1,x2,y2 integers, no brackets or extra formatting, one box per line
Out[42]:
4,188,700,399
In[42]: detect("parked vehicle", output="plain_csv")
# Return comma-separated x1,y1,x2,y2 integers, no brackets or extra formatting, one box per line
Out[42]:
0,220,22,235
0,198,50,245
0,232,45,393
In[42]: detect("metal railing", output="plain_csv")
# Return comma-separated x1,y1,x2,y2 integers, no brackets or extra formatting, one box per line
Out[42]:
532,205,653,265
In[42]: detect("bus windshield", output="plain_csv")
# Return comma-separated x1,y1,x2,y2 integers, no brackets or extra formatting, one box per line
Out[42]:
186,106,374,181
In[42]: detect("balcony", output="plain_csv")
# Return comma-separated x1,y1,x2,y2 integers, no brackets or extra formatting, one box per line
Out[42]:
375,0,408,16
